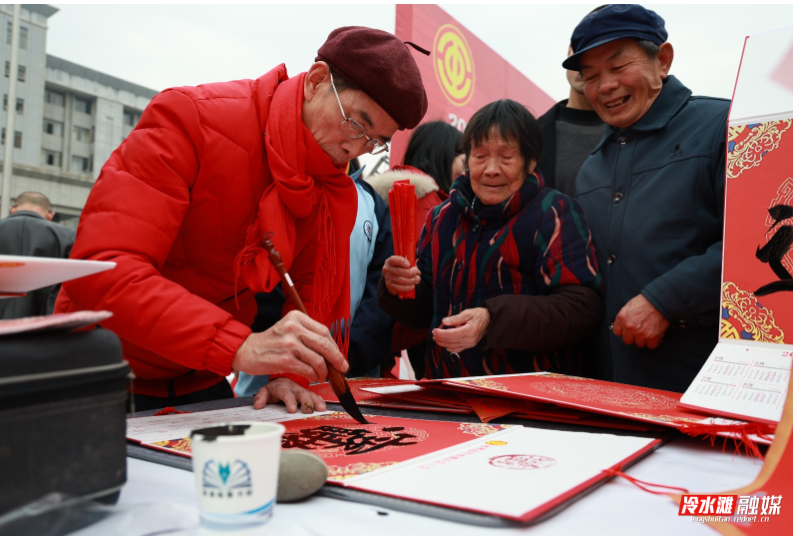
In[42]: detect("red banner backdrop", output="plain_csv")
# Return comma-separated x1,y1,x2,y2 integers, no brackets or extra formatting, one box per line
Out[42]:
391,4,556,166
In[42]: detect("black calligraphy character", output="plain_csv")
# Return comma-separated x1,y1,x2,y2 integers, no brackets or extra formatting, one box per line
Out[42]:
755,205,793,296
281,425,418,455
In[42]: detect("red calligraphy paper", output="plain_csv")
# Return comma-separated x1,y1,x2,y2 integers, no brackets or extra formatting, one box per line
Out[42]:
722,119,793,344
279,412,514,482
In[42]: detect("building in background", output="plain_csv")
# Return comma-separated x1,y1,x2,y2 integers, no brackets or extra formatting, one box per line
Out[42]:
0,4,157,227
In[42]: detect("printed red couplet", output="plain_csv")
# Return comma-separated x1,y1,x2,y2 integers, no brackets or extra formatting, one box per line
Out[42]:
389,180,418,300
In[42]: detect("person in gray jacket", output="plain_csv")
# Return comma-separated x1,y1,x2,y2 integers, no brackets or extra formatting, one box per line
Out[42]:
0,191,76,319
568,5,729,392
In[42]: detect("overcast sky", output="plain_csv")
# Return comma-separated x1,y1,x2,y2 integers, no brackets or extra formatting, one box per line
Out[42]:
47,4,793,103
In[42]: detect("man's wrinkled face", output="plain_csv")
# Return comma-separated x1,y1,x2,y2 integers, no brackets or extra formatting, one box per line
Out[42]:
303,67,399,168
580,39,667,129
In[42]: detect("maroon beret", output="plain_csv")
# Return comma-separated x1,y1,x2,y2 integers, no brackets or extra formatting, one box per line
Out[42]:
316,26,429,130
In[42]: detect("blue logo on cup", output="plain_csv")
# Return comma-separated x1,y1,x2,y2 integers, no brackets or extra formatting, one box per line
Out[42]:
202,459,252,498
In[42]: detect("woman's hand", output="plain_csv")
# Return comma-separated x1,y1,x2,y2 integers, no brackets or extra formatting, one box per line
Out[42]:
382,255,421,296
432,307,490,353
252,377,327,413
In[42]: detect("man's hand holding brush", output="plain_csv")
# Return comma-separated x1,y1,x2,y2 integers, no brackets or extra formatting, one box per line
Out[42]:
232,310,349,412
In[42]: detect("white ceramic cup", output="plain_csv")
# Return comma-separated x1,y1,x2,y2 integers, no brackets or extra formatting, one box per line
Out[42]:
191,422,286,530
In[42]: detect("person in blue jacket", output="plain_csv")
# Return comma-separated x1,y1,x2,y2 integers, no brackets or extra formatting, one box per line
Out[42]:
237,160,394,400
568,5,729,392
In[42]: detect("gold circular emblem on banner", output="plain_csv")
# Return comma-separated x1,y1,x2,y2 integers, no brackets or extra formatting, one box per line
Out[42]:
433,24,475,107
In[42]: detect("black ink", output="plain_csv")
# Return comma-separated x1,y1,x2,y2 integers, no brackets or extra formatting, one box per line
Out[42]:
282,425,418,455
755,205,793,296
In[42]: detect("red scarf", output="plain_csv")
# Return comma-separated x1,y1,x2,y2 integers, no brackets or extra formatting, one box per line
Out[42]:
235,73,357,354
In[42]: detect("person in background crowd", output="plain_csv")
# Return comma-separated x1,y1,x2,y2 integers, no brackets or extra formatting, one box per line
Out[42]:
380,100,602,379
55,26,428,412
0,191,75,319
366,121,464,378
236,157,395,401
570,5,729,392
536,6,606,197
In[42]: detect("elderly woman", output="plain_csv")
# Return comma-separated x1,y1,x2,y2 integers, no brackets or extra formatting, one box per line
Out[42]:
379,99,603,378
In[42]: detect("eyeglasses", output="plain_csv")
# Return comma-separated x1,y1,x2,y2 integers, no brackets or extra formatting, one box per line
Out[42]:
330,72,389,156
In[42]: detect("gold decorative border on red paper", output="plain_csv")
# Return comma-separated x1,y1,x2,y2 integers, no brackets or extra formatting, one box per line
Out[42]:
727,120,792,179
150,437,192,453
625,413,687,424
456,378,509,391
327,462,398,481
721,281,785,343
458,423,511,437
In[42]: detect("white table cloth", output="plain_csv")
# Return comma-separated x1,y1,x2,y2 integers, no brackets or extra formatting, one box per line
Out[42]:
75,436,763,535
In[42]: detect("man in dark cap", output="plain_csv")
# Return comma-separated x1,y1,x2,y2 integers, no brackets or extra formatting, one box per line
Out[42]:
569,5,729,392
55,26,428,411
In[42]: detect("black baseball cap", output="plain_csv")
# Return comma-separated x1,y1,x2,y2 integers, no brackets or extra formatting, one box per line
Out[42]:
563,4,668,71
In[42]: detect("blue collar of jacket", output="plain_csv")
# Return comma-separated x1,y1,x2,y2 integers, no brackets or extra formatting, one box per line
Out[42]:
592,75,693,154
449,169,545,225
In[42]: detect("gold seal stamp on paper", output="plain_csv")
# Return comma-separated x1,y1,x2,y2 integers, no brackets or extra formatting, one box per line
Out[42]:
433,24,475,107
486,440,508,446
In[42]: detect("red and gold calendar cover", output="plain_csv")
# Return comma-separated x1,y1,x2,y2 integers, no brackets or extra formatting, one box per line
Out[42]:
722,119,793,345
420,373,715,429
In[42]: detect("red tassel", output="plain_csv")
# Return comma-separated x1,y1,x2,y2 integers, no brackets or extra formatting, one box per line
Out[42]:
676,421,775,460
153,406,191,416
604,465,689,495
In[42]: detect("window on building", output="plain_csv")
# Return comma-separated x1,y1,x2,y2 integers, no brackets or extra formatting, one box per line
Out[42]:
4,61,25,82
41,149,62,167
45,90,65,106
1,128,23,149
74,97,91,114
123,111,136,126
43,119,64,137
73,126,91,143
3,95,24,114
6,22,27,49
72,155,91,173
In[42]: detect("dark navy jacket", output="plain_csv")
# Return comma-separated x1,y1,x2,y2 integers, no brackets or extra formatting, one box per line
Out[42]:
575,76,729,392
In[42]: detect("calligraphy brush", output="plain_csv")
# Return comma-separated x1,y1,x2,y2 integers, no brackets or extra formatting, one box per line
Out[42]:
263,232,369,424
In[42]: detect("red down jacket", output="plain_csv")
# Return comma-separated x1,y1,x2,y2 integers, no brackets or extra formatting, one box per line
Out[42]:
56,65,298,397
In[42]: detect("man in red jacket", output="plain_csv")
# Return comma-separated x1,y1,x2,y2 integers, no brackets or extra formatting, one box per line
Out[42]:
55,27,428,412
